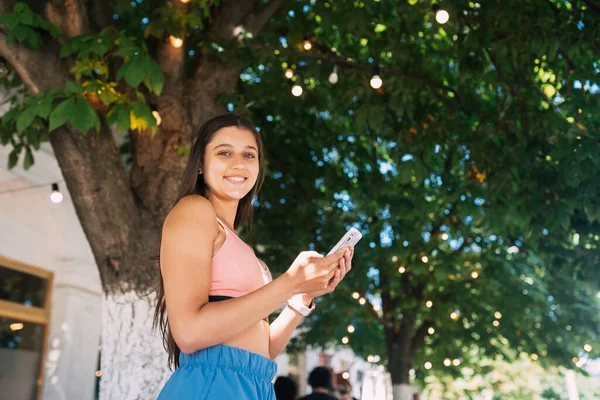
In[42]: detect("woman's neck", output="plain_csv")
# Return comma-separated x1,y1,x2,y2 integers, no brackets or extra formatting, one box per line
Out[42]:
208,196,238,229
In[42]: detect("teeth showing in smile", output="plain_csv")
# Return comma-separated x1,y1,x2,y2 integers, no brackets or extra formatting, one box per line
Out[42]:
225,176,246,182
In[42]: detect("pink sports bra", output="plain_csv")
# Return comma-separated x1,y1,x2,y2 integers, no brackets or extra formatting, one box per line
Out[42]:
208,218,272,302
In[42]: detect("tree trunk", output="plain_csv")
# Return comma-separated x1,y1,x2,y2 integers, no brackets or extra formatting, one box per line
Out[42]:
392,384,414,400
385,313,426,400
99,291,171,400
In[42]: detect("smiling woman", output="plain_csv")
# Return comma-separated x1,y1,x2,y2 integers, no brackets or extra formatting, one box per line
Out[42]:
152,113,354,399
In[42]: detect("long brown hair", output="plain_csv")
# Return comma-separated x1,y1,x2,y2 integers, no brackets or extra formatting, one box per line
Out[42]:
153,113,265,370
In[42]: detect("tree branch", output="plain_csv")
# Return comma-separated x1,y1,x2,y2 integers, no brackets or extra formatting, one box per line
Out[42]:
244,0,286,36
0,31,67,93
44,0,92,41
250,42,462,100
210,0,285,41
410,319,432,359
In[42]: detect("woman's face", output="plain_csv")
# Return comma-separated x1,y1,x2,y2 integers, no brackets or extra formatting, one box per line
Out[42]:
202,126,260,202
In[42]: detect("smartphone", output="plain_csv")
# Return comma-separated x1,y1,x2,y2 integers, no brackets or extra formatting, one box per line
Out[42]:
327,227,362,256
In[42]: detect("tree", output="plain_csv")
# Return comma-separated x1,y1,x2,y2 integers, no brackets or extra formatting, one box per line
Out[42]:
0,1,599,400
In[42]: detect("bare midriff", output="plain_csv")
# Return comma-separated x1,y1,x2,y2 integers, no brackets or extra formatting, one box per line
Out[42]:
211,224,271,359
221,320,270,358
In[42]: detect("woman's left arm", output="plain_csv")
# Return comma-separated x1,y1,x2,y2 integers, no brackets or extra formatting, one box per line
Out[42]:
267,247,353,359
268,293,313,359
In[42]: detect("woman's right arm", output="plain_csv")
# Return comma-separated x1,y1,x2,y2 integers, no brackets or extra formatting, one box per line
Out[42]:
160,195,342,354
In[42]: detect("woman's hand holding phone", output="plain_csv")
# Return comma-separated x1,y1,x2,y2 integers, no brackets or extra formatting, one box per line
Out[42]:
302,246,353,301
284,248,348,295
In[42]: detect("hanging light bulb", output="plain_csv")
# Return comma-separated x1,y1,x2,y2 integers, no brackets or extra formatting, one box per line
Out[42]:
443,358,451,366
426,300,433,308
303,38,312,50
342,371,350,380
398,266,406,274
392,256,398,262
342,336,349,344
421,255,429,263
493,320,500,327
441,232,449,240
352,292,360,299
531,354,539,361
291,84,303,97
452,359,461,366
328,65,339,84
180,0,190,3
428,327,435,334
347,325,355,333
584,344,592,352
50,183,63,203
370,66,383,89
424,362,432,370
285,68,294,79
152,110,162,126
359,297,366,305
494,311,502,319
433,5,450,24
471,271,479,279
169,35,183,48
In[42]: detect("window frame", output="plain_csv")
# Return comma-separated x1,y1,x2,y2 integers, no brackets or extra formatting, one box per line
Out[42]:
0,254,53,400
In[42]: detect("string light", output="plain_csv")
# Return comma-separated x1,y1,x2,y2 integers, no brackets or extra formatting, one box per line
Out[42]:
441,233,449,240
10,322,23,331
471,271,479,279
494,311,502,319
152,111,162,126
95,370,102,377
352,292,360,299
347,325,355,333
426,300,433,308
291,84,303,97
367,355,374,362
584,344,592,352
342,336,349,344
303,38,312,50
450,311,459,320
443,358,451,366
424,362,432,370
169,36,183,48
428,327,435,334
493,320,500,327
421,256,429,263
328,66,339,84
342,371,350,380
398,266,406,274
452,359,461,366
50,183,63,203
180,0,190,3
370,66,383,89
285,68,294,79
359,297,366,305
392,256,398,262
531,354,538,361
432,5,450,24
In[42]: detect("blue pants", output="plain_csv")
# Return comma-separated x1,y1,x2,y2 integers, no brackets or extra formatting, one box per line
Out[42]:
157,344,277,400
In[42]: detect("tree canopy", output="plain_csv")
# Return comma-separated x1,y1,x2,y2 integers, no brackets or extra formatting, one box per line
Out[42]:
1,0,599,396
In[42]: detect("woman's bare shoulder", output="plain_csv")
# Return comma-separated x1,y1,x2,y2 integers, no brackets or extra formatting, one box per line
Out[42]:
163,195,218,236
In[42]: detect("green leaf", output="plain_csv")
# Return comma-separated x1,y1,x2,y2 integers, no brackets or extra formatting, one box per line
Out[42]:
23,147,34,170
8,146,21,169
107,104,131,132
69,98,100,133
146,58,164,95
65,80,83,95
16,107,37,132
49,98,74,132
399,162,413,185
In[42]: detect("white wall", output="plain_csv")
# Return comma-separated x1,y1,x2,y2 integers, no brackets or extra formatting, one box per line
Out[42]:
0,144,103,400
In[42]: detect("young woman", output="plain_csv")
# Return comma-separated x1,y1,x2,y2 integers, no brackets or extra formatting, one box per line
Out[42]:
154,114,354,399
